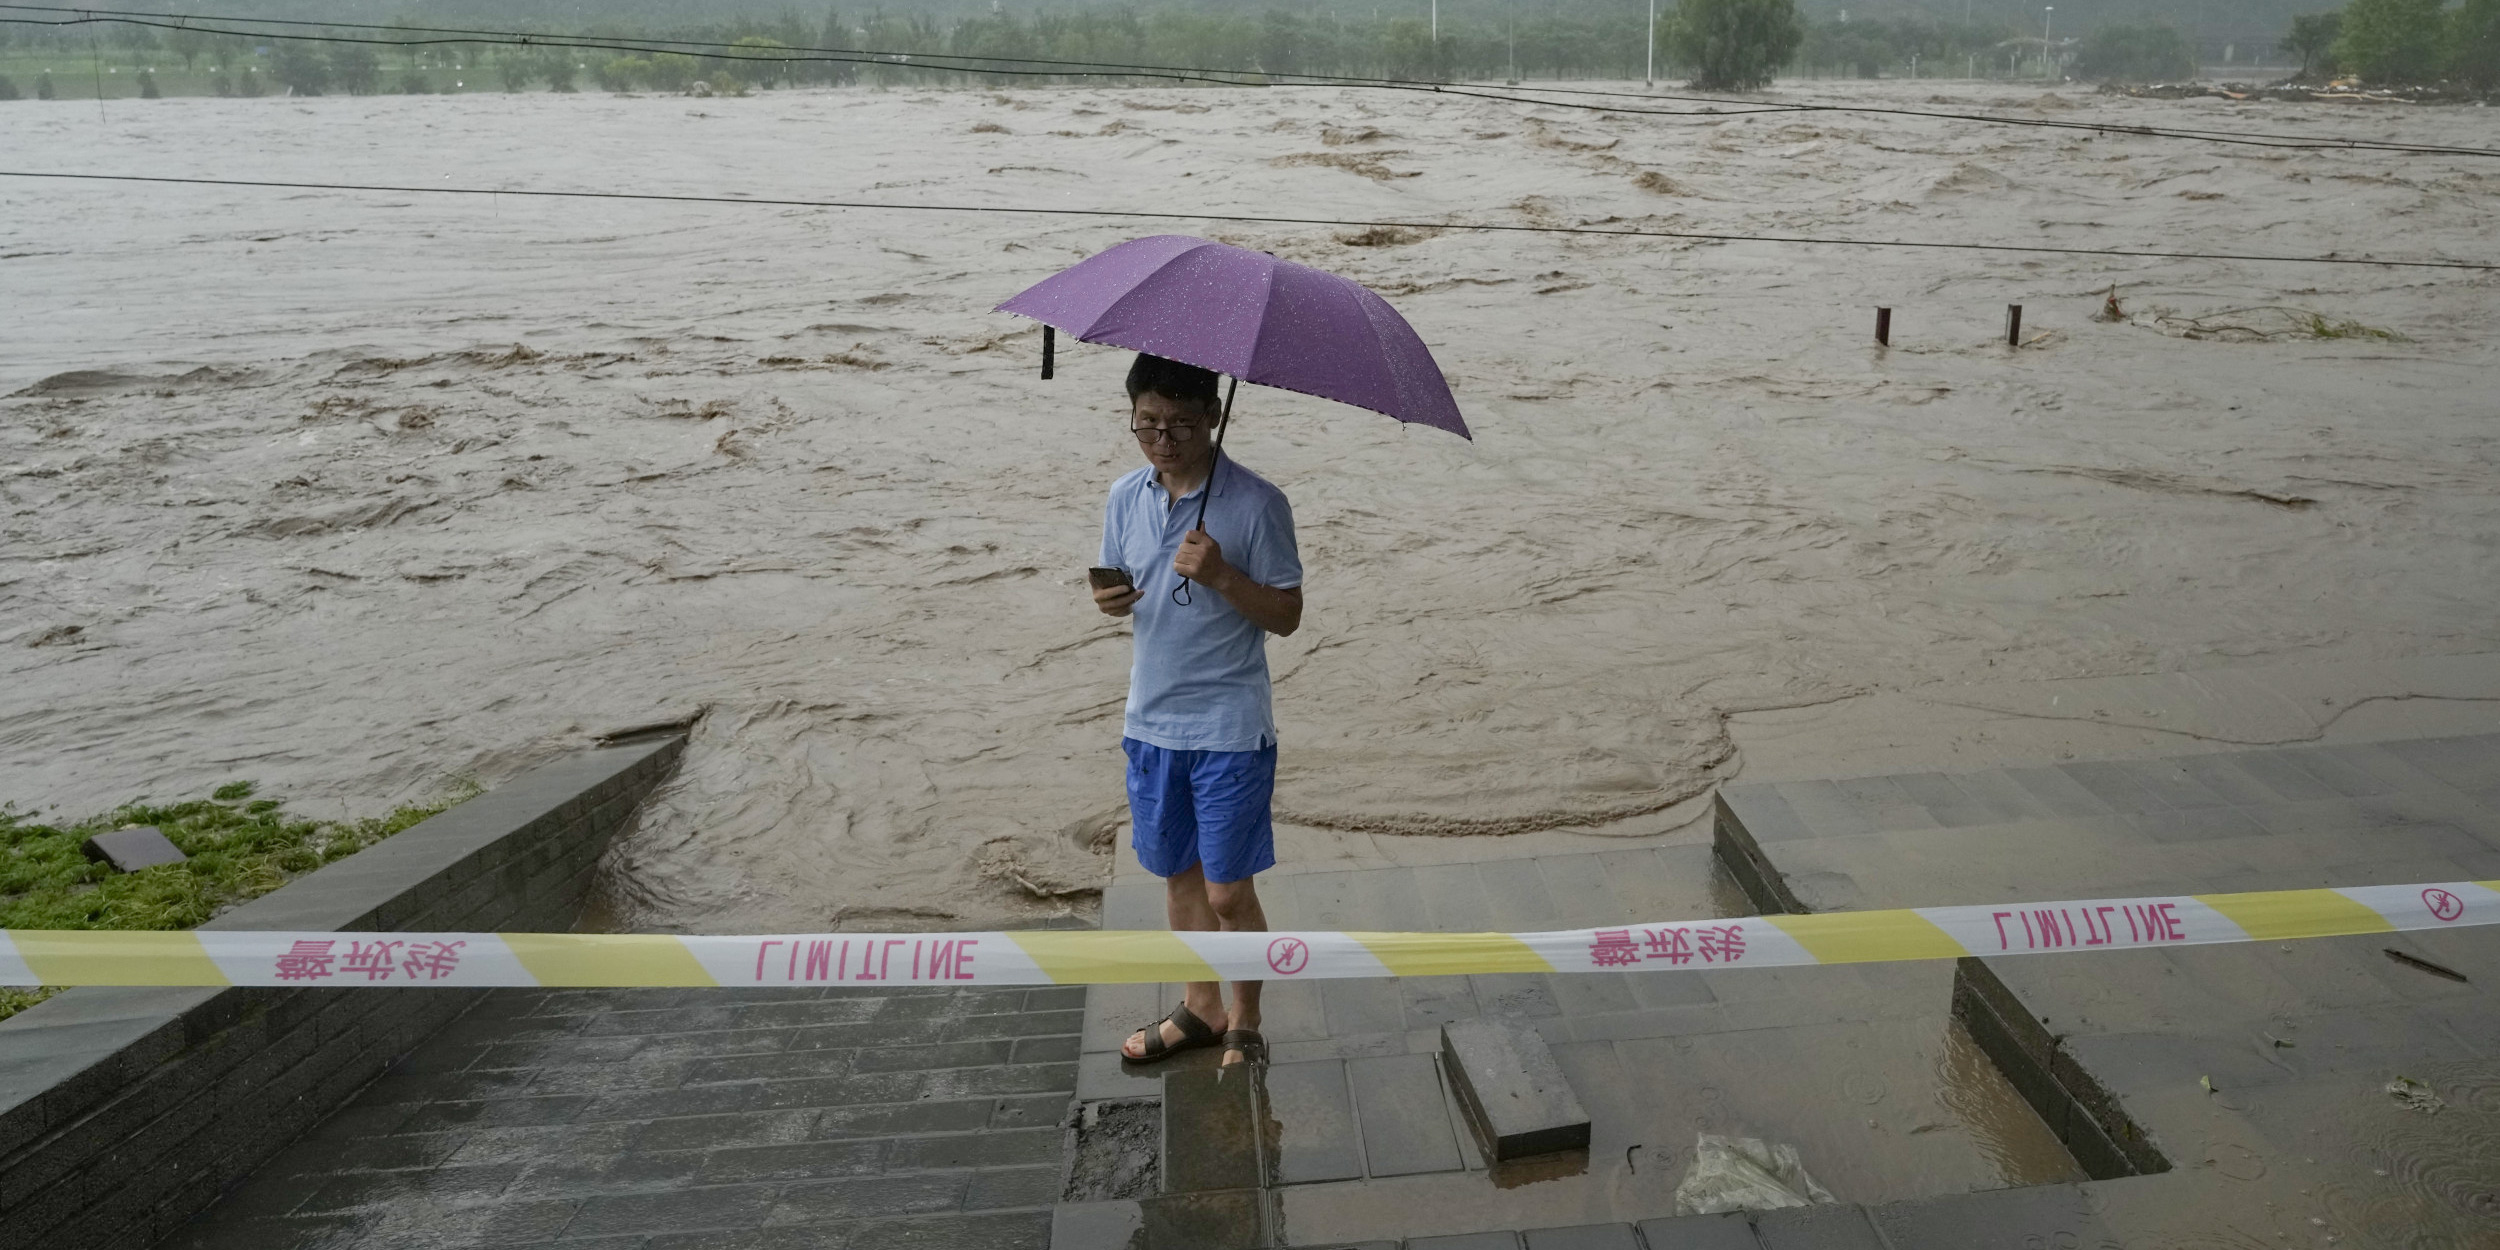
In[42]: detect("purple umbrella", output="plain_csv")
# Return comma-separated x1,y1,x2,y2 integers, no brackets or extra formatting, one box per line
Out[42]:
995,234,1469,441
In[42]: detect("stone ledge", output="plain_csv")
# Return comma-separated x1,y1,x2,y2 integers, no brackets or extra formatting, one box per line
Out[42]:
0,735,683,1250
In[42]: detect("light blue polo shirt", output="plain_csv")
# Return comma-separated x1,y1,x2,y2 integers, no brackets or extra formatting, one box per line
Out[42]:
1101,457,1302,754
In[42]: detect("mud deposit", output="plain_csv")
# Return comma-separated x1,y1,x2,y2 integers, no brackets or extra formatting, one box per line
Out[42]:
4,83,2496,931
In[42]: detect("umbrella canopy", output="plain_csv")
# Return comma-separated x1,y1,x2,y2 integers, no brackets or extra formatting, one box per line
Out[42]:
994,234,1469,440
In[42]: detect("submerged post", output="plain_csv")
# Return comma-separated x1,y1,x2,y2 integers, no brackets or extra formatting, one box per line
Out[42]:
2006,304,2024,346
1041,325,1055,379
1876,307,1892,346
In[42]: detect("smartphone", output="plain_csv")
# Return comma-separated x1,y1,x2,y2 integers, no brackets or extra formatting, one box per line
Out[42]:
1087,566,1134,592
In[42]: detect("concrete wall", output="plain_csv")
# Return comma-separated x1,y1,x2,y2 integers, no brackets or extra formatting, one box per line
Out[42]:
0,735,684,1250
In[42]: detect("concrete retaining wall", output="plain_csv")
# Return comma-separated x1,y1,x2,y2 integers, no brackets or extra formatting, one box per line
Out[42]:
0,736,684,1250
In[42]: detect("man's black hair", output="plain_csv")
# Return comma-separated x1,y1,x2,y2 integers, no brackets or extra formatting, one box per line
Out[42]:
1125,353,1221,414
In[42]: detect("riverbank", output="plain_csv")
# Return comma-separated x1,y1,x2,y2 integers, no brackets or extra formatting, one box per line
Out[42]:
0,780,475,1020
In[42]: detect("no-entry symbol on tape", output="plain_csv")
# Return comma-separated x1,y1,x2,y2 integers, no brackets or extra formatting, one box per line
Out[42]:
1266,936,1310,975
2423,888,2466,922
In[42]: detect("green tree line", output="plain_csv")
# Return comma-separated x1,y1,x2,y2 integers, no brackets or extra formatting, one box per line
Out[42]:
6,0,2493,99
2298,0,2500,87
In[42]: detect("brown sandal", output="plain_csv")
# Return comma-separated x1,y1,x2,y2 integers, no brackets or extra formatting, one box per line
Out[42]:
1124,1003,1218,1063
1220,1029,1267,1067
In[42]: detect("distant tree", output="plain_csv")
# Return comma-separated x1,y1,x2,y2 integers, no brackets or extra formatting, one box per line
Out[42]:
594,56,651,92
2279,12,2343,79
138,68,161,98
168,23,210,71
2455,0,2500,90
2290,11,2340,78
542,52,578,92
819,7,857,84
1665,0,1803,90
0,75,19,102
238,64,265,96
330,44,381,95
496,47,534,92
37,69,55,99
730,36,791,88
2334,0,2446,83
644,52,698,93
2074,23,2196,80
396,68,432,94
270,40,331,95
213,71,234,97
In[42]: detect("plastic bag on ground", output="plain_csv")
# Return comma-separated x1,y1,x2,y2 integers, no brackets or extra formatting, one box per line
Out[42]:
1672,1133,1839,1216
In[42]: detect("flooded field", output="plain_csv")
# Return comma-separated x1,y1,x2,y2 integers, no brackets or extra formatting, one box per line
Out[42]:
3,80,2496,932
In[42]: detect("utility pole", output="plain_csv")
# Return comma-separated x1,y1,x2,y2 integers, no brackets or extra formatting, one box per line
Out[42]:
1646,0,1655,86
2042,6,2054,78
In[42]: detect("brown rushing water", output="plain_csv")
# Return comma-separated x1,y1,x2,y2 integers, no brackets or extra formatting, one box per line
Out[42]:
5,82,2498,932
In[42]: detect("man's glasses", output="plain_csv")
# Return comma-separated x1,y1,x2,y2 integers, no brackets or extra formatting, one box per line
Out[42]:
1132,422,1205,445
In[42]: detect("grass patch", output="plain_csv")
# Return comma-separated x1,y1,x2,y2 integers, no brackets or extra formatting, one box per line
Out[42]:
1,780,476,1022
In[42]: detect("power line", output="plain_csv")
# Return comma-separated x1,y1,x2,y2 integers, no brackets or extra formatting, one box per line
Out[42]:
4,4,2494,160
2,169,2488,272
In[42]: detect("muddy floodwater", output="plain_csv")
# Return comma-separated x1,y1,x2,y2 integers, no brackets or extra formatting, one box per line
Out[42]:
3,82,2496,932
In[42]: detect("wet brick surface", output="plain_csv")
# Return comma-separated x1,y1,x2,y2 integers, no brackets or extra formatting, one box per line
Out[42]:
159,985,1082,1249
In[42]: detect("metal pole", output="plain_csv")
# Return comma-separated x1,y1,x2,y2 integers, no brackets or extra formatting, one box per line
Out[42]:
1647,0,1655,85
1876,308,1892,346
2006,304,2024,345
2043,6,2054,78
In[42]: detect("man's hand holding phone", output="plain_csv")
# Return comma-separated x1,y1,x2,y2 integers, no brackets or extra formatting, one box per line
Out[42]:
1089,566,1141,617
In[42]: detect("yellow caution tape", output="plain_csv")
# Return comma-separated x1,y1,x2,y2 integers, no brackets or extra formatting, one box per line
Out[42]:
3,880,2492,988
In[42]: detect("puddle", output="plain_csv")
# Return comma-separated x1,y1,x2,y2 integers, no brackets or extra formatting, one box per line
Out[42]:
1934,1016,2090,1188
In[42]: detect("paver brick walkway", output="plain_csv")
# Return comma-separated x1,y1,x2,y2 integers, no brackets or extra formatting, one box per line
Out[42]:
162,984,1083,1249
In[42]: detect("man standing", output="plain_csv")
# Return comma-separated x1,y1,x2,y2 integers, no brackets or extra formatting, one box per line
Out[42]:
1092,354,1302,1070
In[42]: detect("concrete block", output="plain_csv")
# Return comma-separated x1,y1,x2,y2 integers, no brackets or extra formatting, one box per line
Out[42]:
1260,1060,1362,1185
1161,1065,1261,1192
1999,766,2115,819
770,1172,970,1222
1053,1199,1145,1250
1868,1182,2118,1246
889,1126,1064,1171
1522,1225,1640,1250
1319,978,1407,1039
1751,1204,1887,1249
965,1163,1063,1211
2126,806,2269,844
1345,1052,1461,1177
1139,1188,1263,1250
1439,1020,1590,1161
79,825,187,872
1635,1212,1764,1249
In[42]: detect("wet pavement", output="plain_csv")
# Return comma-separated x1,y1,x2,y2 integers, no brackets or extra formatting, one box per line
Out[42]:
160,984,1083,1249
1718,733,2500,1246
1064,841,2084,1248
154,734,2497,1248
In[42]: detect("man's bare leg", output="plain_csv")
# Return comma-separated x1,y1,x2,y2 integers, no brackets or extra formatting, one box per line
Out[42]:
1123,864,1229,1058
1206,875,1266,1065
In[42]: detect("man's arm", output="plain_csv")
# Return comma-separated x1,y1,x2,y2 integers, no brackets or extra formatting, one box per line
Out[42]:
1174,530,1301,636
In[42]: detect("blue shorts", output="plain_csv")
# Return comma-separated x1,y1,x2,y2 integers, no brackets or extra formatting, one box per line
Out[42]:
1124,738,1278,884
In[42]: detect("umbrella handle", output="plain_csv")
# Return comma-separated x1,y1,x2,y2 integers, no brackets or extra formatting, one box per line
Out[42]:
1173,376,1239,607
